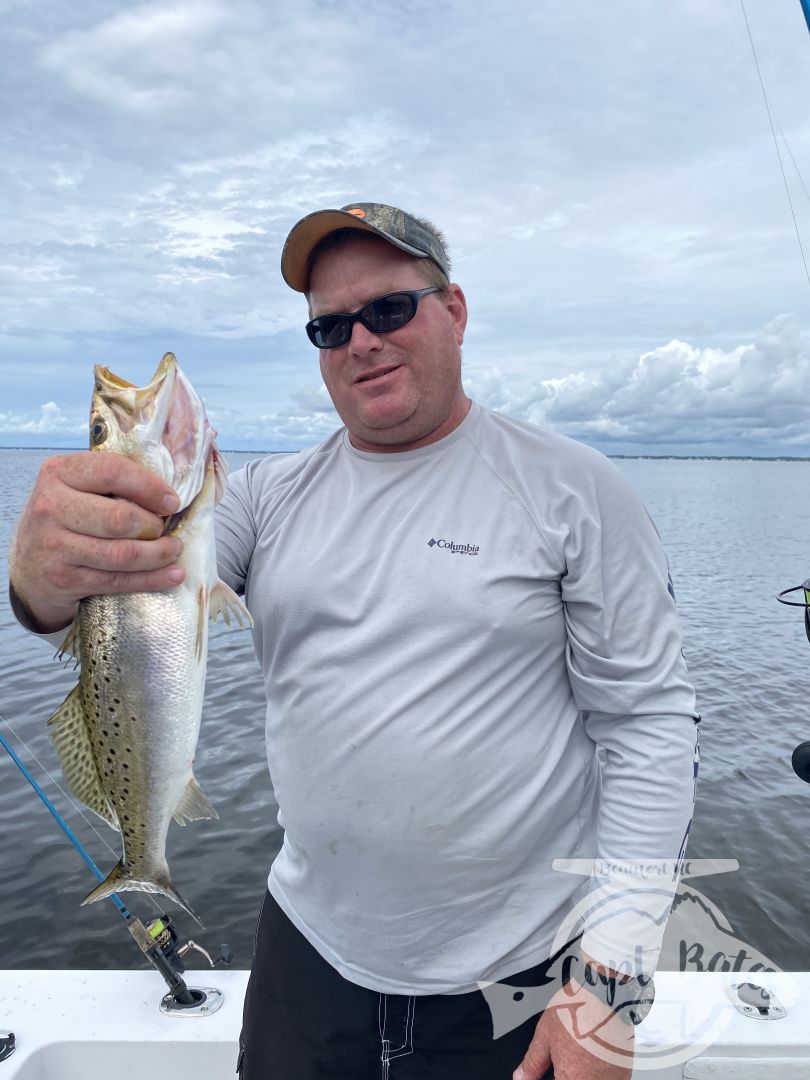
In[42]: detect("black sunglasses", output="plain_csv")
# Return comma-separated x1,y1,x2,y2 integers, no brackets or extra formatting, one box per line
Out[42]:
306,287,440,349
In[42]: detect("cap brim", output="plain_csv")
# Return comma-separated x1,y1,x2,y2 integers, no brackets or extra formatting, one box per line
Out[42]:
281,209,429,292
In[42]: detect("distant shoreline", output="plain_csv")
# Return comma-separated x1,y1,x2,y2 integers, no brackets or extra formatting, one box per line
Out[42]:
608,454,810,461
2,446,810,462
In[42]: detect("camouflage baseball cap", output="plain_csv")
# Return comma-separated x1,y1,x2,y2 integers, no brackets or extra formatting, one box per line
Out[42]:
281,202,450,292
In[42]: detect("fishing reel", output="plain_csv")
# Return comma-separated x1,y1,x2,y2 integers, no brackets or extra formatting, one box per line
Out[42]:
127,912,232,1014
144,913,233,976
777,580,810,785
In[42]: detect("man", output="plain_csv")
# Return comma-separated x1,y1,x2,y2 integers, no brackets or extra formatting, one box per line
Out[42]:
9,203,699,1079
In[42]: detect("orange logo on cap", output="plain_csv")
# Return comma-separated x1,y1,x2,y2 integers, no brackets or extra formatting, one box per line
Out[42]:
347,208,366,218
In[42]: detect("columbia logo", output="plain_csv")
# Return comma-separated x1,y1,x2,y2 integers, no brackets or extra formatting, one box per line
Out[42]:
427,538,480,555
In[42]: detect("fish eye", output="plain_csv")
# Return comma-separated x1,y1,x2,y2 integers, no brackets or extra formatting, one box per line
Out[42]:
91,417,108,447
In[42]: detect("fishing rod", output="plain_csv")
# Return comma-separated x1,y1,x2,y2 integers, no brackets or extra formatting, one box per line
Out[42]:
0,721,231,1011
738,0,810,293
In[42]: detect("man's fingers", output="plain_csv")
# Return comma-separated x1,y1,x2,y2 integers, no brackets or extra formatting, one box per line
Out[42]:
59,533,183,577
41,452,179,515
72,564,186,597
52,489,168,542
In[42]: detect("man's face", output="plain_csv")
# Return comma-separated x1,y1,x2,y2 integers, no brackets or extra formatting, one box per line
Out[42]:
307,235,469,452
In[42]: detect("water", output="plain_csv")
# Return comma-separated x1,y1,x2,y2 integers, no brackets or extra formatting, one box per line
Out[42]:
1,450,809,973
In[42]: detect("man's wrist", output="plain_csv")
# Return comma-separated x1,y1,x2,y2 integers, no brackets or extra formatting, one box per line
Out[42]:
578,950,634,983
568,952,656,1026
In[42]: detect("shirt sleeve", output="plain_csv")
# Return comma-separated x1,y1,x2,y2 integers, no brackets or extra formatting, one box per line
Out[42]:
578,710,700,975
558,452,700,973
7,582,69,650
215,463,257,596
560,452,696,718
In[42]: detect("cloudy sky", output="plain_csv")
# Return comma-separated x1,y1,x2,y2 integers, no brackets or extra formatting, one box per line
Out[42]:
3,0,810,455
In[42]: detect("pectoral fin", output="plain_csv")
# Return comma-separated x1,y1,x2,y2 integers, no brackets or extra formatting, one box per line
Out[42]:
172,773,218,825
56,618,81,665
48,685,117,830
209,580,253,629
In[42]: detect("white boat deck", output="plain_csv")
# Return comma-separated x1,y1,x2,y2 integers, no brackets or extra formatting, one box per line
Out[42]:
1,970,247,1080
1,969,809,1078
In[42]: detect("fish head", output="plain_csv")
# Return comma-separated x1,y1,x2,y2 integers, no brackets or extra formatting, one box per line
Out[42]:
91,353,221,509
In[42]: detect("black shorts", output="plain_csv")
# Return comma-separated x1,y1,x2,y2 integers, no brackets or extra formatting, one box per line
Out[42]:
237,891,556,1080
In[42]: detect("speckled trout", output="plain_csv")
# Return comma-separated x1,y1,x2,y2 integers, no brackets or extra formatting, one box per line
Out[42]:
47,353,251,919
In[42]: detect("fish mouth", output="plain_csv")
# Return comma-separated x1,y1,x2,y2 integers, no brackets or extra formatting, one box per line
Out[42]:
94,353,177,434
355,364,401,384
94,352,217,509
95,368,136,391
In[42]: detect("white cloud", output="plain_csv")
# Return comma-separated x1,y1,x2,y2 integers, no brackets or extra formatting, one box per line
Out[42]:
0,401,85,437
40,3,233,111
462,314,810,450
208,398,340,448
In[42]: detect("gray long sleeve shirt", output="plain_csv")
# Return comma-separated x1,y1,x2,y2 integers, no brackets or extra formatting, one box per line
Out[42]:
215,403,699,994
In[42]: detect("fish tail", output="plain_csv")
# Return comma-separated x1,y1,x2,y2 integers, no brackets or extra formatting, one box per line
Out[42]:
81,861,204,927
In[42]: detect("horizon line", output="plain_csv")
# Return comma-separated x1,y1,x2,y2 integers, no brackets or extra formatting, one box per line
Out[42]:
3,445,810,461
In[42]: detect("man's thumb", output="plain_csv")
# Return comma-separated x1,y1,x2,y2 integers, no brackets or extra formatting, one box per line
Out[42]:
512,1035,551,1080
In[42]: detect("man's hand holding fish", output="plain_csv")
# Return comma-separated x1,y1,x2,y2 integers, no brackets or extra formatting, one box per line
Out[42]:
10,447,184,634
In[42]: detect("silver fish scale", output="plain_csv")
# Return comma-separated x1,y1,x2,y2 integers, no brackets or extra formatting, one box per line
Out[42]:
79,588,204,878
